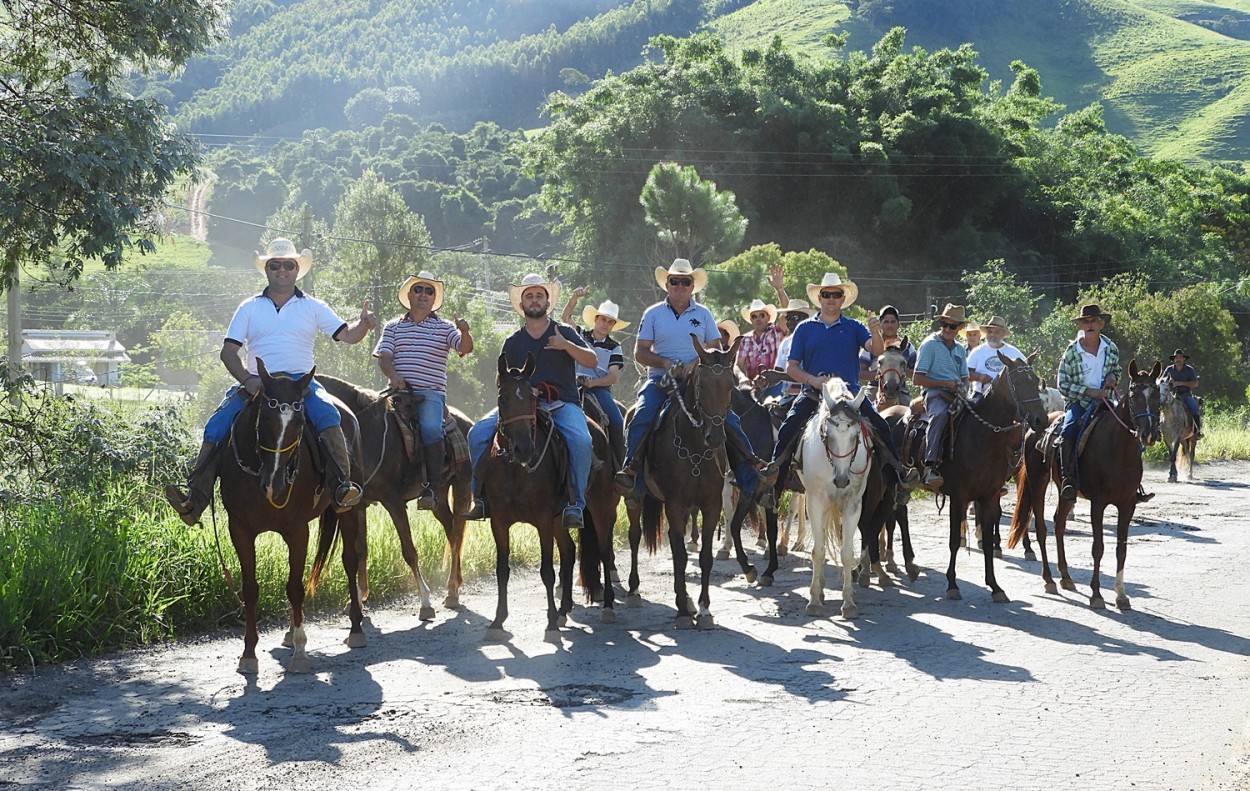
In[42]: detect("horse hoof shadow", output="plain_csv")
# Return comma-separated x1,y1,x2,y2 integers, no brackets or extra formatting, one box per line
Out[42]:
675,615,696,630
484,627,510,642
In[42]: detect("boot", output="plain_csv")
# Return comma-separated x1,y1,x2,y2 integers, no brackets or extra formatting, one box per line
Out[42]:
462,478,489,520
417,439,445,510
164,441,220,526
1059,436,1078,501
613,461,638,497
1193,413,1203,440
922,464,944,489
320,426,363,512
871,433,920,489
608,424,626,473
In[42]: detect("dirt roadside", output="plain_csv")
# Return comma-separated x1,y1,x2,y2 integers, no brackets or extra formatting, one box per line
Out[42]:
3,461,1249,791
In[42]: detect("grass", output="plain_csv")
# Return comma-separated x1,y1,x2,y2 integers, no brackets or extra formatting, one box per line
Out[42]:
1144,406,1250,463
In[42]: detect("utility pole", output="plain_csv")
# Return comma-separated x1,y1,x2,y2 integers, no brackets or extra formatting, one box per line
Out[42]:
6,269,21,406
300,204,315,296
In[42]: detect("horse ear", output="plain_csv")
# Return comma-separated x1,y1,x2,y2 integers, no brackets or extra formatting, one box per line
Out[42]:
1127,357,1138,376
996,350,1011,366
296,368,315,392
522,353,537,379
901,336,910,350
257,358,271,382
497,352,509,381
851,386,867,410
691,333,710,362
727,334,743,360
1150,360,1162,379
1027,350,1040,366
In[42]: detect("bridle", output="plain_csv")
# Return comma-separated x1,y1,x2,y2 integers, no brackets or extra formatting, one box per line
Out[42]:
665,358,735,477
234,389,306,509
957,362,1045,468
819,400,871,476
495,375,555,472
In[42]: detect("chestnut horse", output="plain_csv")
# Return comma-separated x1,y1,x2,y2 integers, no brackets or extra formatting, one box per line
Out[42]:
318,375,473,612
220,360,365,674
479,354,618,640
1008,360,1161,609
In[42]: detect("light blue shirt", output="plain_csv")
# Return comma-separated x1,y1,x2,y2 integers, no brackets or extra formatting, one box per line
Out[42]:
637,297,720,379
915,332,969,384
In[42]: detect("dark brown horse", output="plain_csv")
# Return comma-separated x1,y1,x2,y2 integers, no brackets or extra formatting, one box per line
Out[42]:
1008,360,1161,609
479,354,618,640
317,375,473,613
220,360,365,674
625,334,742,628
916,353,1050,601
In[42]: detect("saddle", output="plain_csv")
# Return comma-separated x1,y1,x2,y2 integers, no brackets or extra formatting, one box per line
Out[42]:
1037,405,1106,466
899,394,964,473
389,393,470,465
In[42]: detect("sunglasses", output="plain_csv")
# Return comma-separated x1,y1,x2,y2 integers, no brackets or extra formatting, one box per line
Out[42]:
410,285,436,296
940,322,960,330
785,313,805,322
819,290,844,300
667,277,694,287
267,260,297,272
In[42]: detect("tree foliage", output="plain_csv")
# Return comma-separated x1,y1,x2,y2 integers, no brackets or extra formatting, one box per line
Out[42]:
639,162,747,266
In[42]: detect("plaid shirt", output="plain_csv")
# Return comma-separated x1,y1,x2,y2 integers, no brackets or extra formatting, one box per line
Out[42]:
1057,335,1121,406
738,325,781,379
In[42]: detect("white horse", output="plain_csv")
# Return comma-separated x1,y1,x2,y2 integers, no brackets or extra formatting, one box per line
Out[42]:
1040,386,1064,414
1159,377,1197,482
797,378,875,619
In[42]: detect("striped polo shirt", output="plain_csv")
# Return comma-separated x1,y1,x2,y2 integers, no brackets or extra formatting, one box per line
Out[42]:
373,314,463,393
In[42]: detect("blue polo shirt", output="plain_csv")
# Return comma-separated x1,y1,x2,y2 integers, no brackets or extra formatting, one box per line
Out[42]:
915,332,970,382
788,314,871,394
637,297,720,379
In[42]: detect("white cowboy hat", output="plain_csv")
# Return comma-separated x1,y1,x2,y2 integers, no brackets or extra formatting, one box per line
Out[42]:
254,238,311,280
507,273,561,317
654,258,708,293
740,298,778,324
397,271,444,312
805,272,859,308
980,315,1010,337
717,319,741,345
581,299,629,331
780,299,816,319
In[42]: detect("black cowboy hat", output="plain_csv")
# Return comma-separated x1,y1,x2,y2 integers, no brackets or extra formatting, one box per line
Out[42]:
1072,303,1111,322
1170,348,1188,360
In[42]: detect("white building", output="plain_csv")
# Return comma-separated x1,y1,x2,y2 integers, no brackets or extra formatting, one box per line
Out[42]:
20,330,130,387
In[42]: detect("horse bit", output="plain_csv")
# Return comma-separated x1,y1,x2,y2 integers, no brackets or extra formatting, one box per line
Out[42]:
666,362,731,477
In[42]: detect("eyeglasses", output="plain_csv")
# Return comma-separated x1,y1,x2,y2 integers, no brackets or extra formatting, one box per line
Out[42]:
819,290,844,300
667,277,694,287
940,322,960,330
267,260,297,272
410,285,436,296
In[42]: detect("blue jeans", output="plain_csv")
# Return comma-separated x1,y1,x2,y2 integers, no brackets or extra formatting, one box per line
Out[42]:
203,376,341,443
1180,392,1200,420
1059,401,1093,441
586,386,624,435
468,400,592,516
412,390,446,444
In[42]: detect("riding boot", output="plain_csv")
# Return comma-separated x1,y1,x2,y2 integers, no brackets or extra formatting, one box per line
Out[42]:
164,441,221,526
1193,413,1204,439
417,439,445,510
462,478,489,520
320,426,364,513
1059,436,1078,501
608,424,626,473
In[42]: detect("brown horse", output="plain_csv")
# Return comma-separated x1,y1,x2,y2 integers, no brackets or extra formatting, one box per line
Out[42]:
915,353,1050,601
480,353,618,640
1159,377,1197,482
873,341,912,409
220,360,365,674
316,375,474,615
1008,360,1161,609
625,334,742,628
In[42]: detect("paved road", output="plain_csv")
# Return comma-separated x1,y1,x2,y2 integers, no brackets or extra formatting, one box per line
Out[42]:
3,462,1249,790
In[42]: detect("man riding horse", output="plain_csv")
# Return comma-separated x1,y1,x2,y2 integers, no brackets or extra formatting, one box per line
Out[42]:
561,287,629,468
1161,348,1203,439
1056,304,1123,501
375,270,474,509
912,303,973,489
966,315,1024,403
463,273,598,530
859,304,916,401
737,264,792,397
164,238,376,525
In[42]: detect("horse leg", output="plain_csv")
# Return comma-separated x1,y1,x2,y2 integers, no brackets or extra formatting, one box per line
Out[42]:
438,472,470,607
979,498,1008,603
840,502,863,619
696,501,717,629
556,519,576,624
384,499,435,620
486,517,511,639
898,502,919,581
1033,483,1056,595
945,498,965,599
1114,500,1135,610
1053,498,1076,591
338,507,367,648
357,513,370,603
1168,440,1179,483
285,527,312,673
538,523,562,641
1020,521,1036,562
805,495,827,616
666,503,696,628
760,507,780,587
717,478,735,560
1088,500,1108,609
234,533,261,675
884,512,898,573
593,505,618,622
726,492,757,583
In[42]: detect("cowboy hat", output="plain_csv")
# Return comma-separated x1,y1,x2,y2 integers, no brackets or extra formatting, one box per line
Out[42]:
507,273,561,317
1072,303,1111,323
740,298,778,323
397,271,445,312
781,299,816,319
805,272,859,308
934,304,969,326
980,315,1010,336
254,238,311,280
581,299,629,331
1170,348,1189,361
654,258,708,293
717,319,741,345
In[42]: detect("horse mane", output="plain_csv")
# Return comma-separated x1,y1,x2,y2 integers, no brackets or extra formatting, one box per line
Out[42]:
316,373,384,411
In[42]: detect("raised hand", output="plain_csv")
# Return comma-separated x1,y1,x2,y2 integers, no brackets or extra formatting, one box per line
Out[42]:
360,299,377,330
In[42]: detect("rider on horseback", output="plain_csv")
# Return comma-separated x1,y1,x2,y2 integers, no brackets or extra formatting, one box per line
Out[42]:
912,304,973,489
1055,304,1122,501
375,271,474,509
561,287,629,469
858,304,916,399
966,315,1024,403
1161,349,1203,439
164,238,377,525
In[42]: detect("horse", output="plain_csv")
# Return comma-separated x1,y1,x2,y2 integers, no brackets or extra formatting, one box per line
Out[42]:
1007,360,1161,609
1159,377,1197,482
624,334,742,628
219,360,366,674
317,375,473,614
720,382,781,584
873,341,912,409
880,404,920,580
479,353,618,640
913,352,1050,602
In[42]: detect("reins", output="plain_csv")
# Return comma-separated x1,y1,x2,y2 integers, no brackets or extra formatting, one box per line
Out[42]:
663,360,734,477
495,375,556,472
819,411,872,476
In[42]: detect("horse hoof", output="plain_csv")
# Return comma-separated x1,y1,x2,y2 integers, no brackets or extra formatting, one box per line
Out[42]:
696,614,715,630
777,544,789,557
626,594,642,609
345,631,367,649
906,564,920,581
287,655,312,674
601,608,617,624
1044,581,1058,595
744,567,758,584
686,540,698,552
544,629,562,644
878,573,895,588
755,537,767,548
840,603,858,620
1060,579,1077,591
443,594,460,609
992,590,1009,604
759,575,774,588
281,630,294,648
1024,550,1037,562
484,627,507,642
946,588,963,601
419,606,436,622
1090,596,1106,610
805,602,824,617
557,613,568,628
856,570,870,588
675,616,695,630
1168,474,1177,483
715,549,730,561
885,561,900,574
994,549,1003,559
1116,596,1132,611
237,657,259,676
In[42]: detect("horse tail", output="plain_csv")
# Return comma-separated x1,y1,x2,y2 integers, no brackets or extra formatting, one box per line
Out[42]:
643,496,662,554
1005,450,1033,550
307,508,342,596
578,513,604,601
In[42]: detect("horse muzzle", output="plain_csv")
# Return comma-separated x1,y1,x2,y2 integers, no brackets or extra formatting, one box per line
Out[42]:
833,474,851,489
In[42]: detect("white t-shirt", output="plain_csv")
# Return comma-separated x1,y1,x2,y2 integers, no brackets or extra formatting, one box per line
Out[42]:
1079,336,1109,391
225,289,347,375
966,341,1024,395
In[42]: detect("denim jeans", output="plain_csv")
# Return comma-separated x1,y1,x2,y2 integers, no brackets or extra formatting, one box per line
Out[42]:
411,390,446,444
468,400,592,516
203,375,340,443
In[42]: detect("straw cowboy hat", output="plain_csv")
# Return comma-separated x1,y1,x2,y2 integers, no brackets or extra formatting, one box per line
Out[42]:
1072,303,1111,323
781,299,816,319
654,258,708,293
508,273,561,317
934,303,969,326
581,299,630,331
805,272,859,308
717,320,741,345
740,298,778,323
1170,348,1189,361
255,238,311,280
979,315,1011,337
397,271,445,312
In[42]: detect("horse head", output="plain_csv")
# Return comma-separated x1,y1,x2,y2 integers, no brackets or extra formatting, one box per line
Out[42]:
254,358,314,508
998,352,1050,433
495,352,539,464
689,333,740,448
875,344,909,408
1127,358,1162,447
817,378,869,489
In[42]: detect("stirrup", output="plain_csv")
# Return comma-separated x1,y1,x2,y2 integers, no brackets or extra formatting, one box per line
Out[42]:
562,509,584,530
333,480,363,512
1059,479,1077,501
462,498,489,520
417,485,436,510
613,468,636,497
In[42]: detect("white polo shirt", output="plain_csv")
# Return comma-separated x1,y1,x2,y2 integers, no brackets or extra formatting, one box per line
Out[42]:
225,288,347,375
